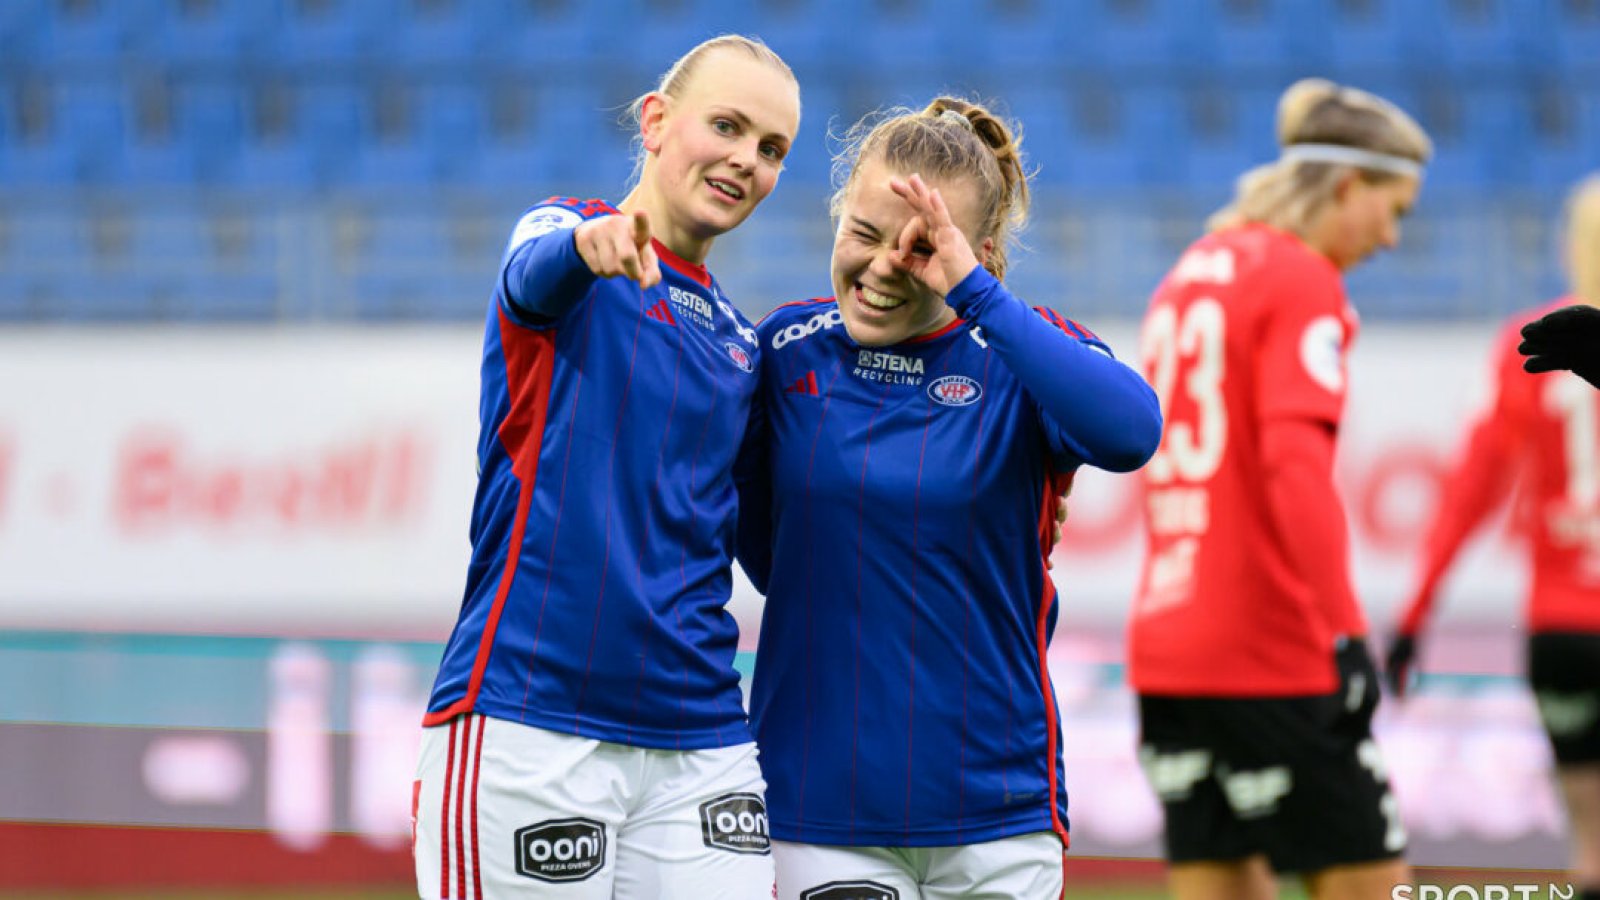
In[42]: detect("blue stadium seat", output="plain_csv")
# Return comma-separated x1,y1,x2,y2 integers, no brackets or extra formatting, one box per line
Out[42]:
376,0,496,66
833,0,964,69
1193,0,1333,74
27,0,139,64
961,0,1087,75
259,0,394,66
1543,0,1600,77
5,212,89,266
609,0,767,75
775,77,844,186
415,83,488,182
172,79,246,176
1060,0,1208,74
1176,82,1280,189
744,0,854,69
135,0,274,66
488,0,629,70
533,82,635,183
1006,85,1158,188
1345,207,1481,318
1404,0,1536,76
0,136,85,186
1384,81,1526,188
1527,86,1600,191
0,0,50,63
118,136,203,185
223,82,325,186
1324,0,1432,79
51,80,131,183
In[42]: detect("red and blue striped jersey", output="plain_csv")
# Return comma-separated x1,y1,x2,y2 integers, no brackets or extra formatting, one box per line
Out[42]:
425,197,763,749
736,266,1161,846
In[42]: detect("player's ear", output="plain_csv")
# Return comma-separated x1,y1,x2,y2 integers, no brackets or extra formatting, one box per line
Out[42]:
976,236,995,269
639,93,670,155
1332,169,1361,203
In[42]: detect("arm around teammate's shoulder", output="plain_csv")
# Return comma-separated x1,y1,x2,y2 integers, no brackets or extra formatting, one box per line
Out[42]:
947,266,1163,473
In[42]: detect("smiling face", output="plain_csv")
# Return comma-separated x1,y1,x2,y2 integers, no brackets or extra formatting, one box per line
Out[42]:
830,157,987,347
1311,173,1420,271
635,49,800,262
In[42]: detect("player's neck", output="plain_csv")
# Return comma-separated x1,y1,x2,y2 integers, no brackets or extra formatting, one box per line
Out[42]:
618,186,714,269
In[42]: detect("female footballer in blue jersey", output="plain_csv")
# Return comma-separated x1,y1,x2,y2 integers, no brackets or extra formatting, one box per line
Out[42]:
736,98,1163,900
413,35,799,900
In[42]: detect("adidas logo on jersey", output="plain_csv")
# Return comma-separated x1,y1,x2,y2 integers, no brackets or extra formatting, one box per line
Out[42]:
784,371,820,396
644,299,677,326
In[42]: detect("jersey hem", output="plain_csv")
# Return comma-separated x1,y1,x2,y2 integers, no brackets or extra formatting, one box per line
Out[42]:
768,811,1066,847
425,698,753,751
1131,680,1337,699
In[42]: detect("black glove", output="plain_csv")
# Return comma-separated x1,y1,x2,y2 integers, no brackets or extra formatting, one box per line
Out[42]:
1334,636,1381,727
1519,304,1600,389
1382,634,1418,699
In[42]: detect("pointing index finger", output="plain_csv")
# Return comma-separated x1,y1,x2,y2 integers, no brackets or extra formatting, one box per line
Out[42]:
630,209,652,250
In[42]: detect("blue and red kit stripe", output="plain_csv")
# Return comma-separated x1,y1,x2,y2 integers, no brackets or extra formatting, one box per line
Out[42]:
425,197,763,750
736,266,1161,846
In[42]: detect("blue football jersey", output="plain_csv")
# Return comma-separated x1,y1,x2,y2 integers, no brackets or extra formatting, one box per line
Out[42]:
425,197,763,750
737,266,1160,846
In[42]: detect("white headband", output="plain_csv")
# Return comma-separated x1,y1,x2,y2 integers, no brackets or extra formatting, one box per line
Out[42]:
1280,143,1424,178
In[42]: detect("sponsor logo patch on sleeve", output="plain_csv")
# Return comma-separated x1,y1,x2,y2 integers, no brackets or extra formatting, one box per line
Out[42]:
506,206,585,257
1299,314,1346,393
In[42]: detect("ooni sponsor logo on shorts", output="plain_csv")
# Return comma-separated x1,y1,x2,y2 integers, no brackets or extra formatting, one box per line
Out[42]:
772,309,844,349
698,791,770,854
514,817,606,883
800,881,900,900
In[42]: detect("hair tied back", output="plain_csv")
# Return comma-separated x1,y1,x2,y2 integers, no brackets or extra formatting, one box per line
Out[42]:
937,108,974,132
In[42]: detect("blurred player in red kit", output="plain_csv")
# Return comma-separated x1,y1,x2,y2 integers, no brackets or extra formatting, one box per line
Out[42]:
1386,175,1600,900
1128,78,1432,900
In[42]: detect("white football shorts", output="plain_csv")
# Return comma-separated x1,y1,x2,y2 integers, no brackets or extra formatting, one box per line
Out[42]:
414,713,775,899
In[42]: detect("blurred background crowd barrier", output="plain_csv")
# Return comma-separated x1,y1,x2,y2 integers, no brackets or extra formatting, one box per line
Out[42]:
2,0,1597,892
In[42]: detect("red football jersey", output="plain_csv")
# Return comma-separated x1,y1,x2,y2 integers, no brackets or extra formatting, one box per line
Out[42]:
1129,224,1362,696
1398,299,1600,636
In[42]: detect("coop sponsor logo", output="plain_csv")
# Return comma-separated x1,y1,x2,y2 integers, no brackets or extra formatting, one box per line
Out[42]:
772,309,844,349
514,818,606,883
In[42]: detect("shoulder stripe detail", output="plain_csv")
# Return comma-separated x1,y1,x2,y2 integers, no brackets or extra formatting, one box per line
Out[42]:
1032,305,1099,342
536,196,621,219
758,297,835,327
